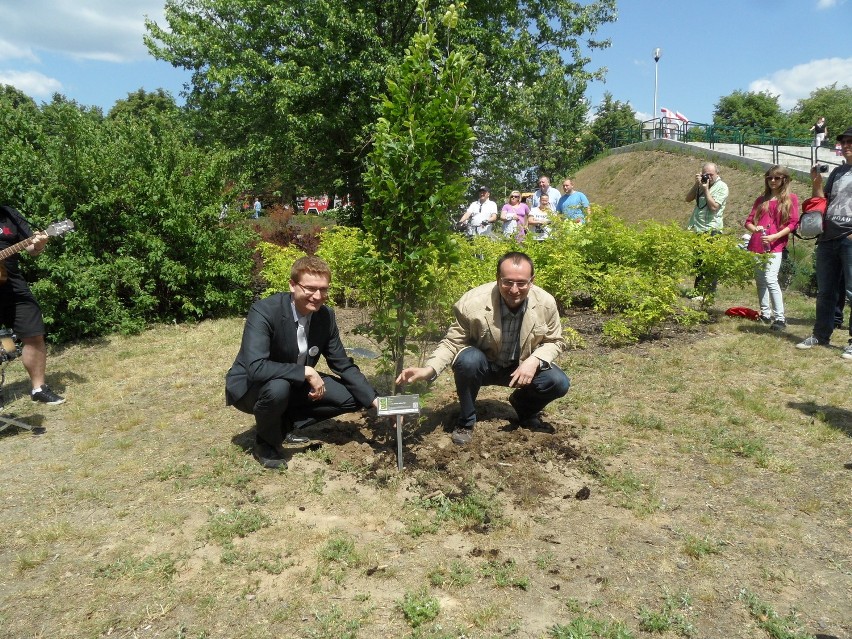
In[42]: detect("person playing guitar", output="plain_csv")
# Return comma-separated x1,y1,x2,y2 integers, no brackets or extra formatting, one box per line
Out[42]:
0,204,69,405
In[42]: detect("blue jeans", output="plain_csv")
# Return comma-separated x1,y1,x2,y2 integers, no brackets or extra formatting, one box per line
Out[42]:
814,235,852,342
755,253,784,321
451,347,570,428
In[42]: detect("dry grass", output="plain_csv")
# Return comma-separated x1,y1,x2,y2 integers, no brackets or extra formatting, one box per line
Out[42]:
0,154,850,638
0,295,848,638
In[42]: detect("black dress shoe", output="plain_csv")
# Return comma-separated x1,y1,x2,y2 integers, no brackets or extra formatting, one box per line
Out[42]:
253,441,288,470
509,393,554,433
284,431,310,444
519,415,555,434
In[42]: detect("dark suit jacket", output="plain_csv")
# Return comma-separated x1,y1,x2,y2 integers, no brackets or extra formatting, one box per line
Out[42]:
225,292,376,408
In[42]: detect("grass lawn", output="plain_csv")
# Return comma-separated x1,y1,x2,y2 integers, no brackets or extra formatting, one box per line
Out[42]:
0,279,849,638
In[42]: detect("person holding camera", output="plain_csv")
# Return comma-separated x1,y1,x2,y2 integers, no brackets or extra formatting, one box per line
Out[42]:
685,162,729,296
459,185,498,237
796,127,852,359
743,166,800,331
527,194,554,241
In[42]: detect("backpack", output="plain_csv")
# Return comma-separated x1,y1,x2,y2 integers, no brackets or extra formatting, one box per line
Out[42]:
795,197,825,240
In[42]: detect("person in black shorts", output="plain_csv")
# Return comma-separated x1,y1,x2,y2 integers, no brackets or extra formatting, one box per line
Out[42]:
0,205,65,404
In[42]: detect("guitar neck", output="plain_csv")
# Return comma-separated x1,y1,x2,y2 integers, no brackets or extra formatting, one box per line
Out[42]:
0,236,36,261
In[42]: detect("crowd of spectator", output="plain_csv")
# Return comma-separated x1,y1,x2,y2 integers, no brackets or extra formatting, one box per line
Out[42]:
460,176,591,241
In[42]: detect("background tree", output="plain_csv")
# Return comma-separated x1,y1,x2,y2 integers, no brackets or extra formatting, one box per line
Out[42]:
107,88,179,121
359,0,475,385
789,83,852,144
145,0,616,214
712,90,796,140
577,91,638,163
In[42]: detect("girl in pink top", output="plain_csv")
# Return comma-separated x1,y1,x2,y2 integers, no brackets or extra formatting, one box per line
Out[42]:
744,165,800,331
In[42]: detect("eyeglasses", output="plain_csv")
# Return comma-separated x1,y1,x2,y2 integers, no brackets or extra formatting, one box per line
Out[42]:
296,282,330,296
499,278,532,290
766,176,785,181
510,195,520,199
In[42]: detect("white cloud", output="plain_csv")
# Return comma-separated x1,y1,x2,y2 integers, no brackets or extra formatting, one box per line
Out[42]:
749,57,852,109
0,70,62,98
816,0,840,8
0,39,39,63
0,1,167,63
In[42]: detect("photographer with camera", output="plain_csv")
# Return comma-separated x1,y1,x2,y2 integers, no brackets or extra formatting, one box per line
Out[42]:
459,185,498,237
796,127,852,359
685,162,729,297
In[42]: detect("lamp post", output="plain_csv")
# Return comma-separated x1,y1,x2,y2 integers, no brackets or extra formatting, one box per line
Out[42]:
653,48,662,139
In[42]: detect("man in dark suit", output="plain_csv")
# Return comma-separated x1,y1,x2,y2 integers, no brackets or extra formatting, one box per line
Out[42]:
226,256,379,469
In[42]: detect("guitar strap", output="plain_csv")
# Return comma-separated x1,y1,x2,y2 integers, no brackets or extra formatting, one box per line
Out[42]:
0,204,33,239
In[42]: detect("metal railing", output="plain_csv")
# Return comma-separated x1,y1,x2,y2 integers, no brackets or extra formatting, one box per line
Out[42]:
606,119,843,170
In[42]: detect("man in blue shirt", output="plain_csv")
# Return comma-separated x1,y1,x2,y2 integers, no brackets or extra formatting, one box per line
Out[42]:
556,179,591,223
532,176,561,209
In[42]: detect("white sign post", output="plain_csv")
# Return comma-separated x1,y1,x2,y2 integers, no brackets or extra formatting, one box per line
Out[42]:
376,394,420,470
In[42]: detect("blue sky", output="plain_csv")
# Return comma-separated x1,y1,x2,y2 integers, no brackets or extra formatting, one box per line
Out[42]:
1,0,850,125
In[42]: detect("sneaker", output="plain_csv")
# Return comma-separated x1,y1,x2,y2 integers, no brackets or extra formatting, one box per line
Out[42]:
451,427,473,445
795,336,825,349
31,384,65,405
770,320,786,332
842,343,852,360
758,315,772,325
284,431,310,444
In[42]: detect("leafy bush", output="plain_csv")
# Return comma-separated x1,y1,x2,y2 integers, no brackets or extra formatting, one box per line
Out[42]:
316,226,370,307
689,231,755,299
1,91,257,341
257,242,308,298
257,205,754,347
593,267,682,345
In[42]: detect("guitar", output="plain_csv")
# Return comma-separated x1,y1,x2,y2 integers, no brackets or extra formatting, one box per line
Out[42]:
0,219,74,284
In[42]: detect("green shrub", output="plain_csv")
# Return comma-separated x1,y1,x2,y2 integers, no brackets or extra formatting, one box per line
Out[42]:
316,226,370,307
258,242,307,298
398,589,440,628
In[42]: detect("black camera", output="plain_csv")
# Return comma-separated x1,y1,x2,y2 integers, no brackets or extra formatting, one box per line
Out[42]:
700,173,711,184
818,164,829,173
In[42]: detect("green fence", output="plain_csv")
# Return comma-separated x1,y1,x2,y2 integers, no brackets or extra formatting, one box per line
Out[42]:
608,120,811,149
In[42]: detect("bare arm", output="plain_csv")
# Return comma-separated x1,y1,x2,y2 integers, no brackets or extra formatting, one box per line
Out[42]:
811,166,825,198
685,175,700,202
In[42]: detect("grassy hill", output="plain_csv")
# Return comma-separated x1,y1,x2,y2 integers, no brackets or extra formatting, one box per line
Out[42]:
575,149,814,228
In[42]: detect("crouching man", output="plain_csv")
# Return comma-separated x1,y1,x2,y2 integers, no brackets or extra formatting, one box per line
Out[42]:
396,251,570,445
226,256,379,469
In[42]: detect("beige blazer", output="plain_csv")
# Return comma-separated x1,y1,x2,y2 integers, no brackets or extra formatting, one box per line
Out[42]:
425,281,566,375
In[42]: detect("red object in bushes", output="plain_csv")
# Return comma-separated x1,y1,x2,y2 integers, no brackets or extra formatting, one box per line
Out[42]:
725,307,760,320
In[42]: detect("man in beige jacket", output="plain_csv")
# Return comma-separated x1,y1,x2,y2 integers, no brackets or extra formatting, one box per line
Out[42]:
396,251,570,445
